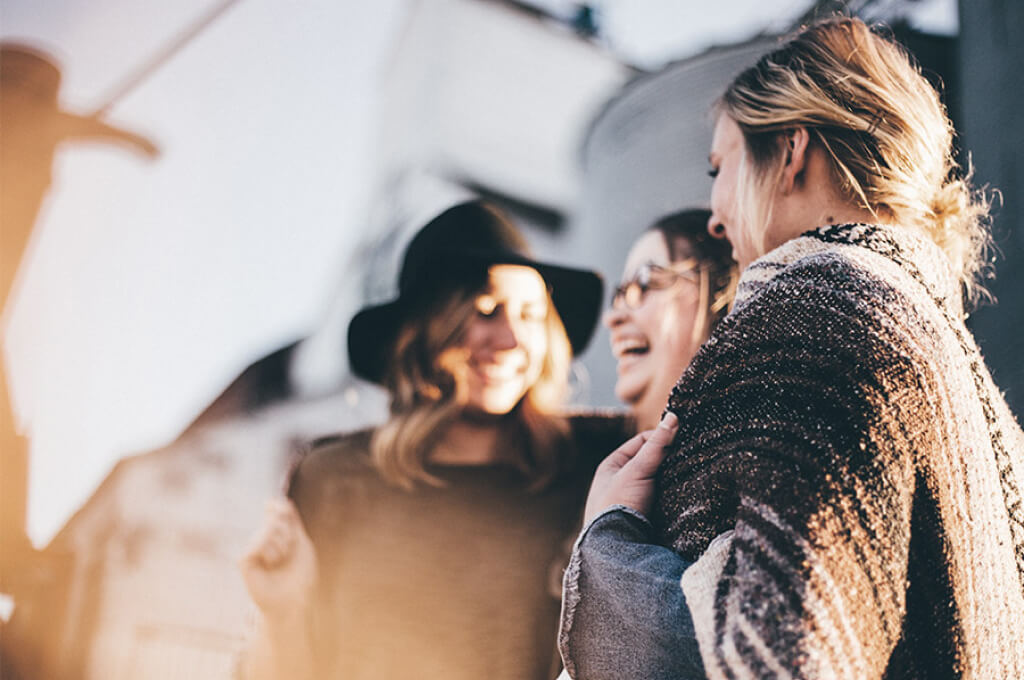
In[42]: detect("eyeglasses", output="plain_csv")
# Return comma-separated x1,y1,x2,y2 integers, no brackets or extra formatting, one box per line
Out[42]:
610,260,700,310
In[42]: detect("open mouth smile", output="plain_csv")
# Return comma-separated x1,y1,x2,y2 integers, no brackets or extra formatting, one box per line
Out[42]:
611,336,650,366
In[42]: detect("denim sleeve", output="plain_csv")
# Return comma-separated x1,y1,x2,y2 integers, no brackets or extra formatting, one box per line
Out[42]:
558,506,706,680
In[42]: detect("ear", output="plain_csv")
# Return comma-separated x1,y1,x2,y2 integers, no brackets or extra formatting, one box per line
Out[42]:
780,128,810,194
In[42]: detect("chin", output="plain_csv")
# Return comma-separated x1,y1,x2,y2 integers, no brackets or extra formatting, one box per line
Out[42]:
473,389,527,416
614,379,645,409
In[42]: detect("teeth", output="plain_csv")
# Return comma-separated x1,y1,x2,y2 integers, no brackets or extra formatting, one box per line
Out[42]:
612,337,649,358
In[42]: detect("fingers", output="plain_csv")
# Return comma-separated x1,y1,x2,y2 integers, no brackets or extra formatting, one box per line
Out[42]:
584,411,680,522
623,411,678,480
599,431,654,472
266,497,302,532
244,499,303,570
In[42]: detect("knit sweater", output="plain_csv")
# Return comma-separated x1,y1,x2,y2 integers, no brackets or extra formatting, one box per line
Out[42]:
653,223,1024,679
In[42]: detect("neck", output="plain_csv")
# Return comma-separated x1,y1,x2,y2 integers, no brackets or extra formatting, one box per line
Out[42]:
771,142,882,247
429,416,509,465
815,204,880,229
633,391,666,432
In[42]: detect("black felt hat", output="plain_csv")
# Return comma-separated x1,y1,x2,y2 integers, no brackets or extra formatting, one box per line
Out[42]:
348,201,603,384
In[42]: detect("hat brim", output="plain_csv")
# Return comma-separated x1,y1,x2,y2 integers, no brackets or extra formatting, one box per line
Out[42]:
348,252,603,384
53,111,160,157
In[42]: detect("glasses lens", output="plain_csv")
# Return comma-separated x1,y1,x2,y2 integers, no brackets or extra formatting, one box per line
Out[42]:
623,281,645,308
612,264,654,309
611,271,650,310
611,262,700,310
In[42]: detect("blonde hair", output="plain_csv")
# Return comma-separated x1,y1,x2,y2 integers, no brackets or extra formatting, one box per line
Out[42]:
718,16,992,307
370,276,572,491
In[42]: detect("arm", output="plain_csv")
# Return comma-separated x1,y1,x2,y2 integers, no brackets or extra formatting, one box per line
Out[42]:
237,498,319,680
560,506,708,680
656,265,919,679
559,414,706,679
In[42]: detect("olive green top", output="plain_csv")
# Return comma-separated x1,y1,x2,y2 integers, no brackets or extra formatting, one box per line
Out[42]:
288,414,629,680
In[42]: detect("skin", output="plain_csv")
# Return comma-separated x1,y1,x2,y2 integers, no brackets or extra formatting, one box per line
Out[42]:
239,498,318,679
605,231,705,431
432,264,550,465
441,264,549,418
240,264,555,678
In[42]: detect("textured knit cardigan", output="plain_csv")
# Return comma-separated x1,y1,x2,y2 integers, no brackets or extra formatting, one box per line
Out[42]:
653,223,1024,679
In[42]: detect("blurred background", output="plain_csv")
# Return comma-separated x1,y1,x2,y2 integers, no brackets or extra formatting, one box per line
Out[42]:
0,0,1019,677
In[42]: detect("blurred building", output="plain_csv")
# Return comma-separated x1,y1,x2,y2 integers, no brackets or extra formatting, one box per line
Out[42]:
960,0,1024,419
566,37,778,405
34,387,386,679
26,1,1023,678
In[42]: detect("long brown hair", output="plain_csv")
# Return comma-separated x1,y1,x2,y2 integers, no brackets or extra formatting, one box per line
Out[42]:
370,273,572,491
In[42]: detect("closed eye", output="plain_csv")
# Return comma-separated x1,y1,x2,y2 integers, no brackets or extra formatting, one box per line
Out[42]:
521,305,547,322
475,295,498,317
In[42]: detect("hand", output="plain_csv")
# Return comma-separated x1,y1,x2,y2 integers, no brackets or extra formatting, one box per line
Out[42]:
584,411,678,524
240,498,318,624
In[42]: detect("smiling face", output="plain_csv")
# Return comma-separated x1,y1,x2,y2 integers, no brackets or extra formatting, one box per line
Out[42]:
440,264,550,416
604,231,705,430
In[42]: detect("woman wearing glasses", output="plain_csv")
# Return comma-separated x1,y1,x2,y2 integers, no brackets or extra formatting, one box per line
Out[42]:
605,209,736,430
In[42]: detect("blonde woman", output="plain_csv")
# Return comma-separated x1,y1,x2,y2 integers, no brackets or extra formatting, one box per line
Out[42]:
561,18,1024,679
240,201,627,680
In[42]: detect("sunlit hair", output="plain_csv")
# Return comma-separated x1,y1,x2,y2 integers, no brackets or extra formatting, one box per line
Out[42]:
650,209,739,343
716,16,992,308
370,272,571,491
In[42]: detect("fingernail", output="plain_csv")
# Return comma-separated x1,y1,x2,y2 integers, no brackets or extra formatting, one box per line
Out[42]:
659,411,678,429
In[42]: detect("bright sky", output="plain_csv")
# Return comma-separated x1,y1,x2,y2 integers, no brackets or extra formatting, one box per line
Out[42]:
1,0,957,546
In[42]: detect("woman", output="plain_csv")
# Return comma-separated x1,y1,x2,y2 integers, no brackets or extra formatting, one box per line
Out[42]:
239,201,628,679
561,17,1024,679
606,209,735,430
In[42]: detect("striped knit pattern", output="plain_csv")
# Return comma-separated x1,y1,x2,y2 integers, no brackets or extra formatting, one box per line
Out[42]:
655,223,1024,679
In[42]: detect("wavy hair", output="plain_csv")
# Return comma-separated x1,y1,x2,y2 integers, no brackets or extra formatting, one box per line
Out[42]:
370,276,571,491
717,17,993,308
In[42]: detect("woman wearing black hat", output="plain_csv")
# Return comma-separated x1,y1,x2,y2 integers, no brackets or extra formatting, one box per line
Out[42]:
238,201,628,680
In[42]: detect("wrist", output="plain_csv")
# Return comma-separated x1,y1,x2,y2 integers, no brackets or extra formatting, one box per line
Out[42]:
243,607,317,680
258,602,314,641
575,505,654,554
586,504,652,532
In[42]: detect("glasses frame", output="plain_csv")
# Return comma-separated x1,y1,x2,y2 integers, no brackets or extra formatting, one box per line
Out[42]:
610,259,702,310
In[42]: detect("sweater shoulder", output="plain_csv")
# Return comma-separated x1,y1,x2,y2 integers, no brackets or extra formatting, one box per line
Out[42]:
304,428,374,463
287,428,376,500
726,248,922,349
746,248,892,298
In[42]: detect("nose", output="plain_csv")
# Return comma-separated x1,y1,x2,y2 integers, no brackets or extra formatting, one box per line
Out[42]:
707,214,727,240
603,304,628,330
490,311,520,351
